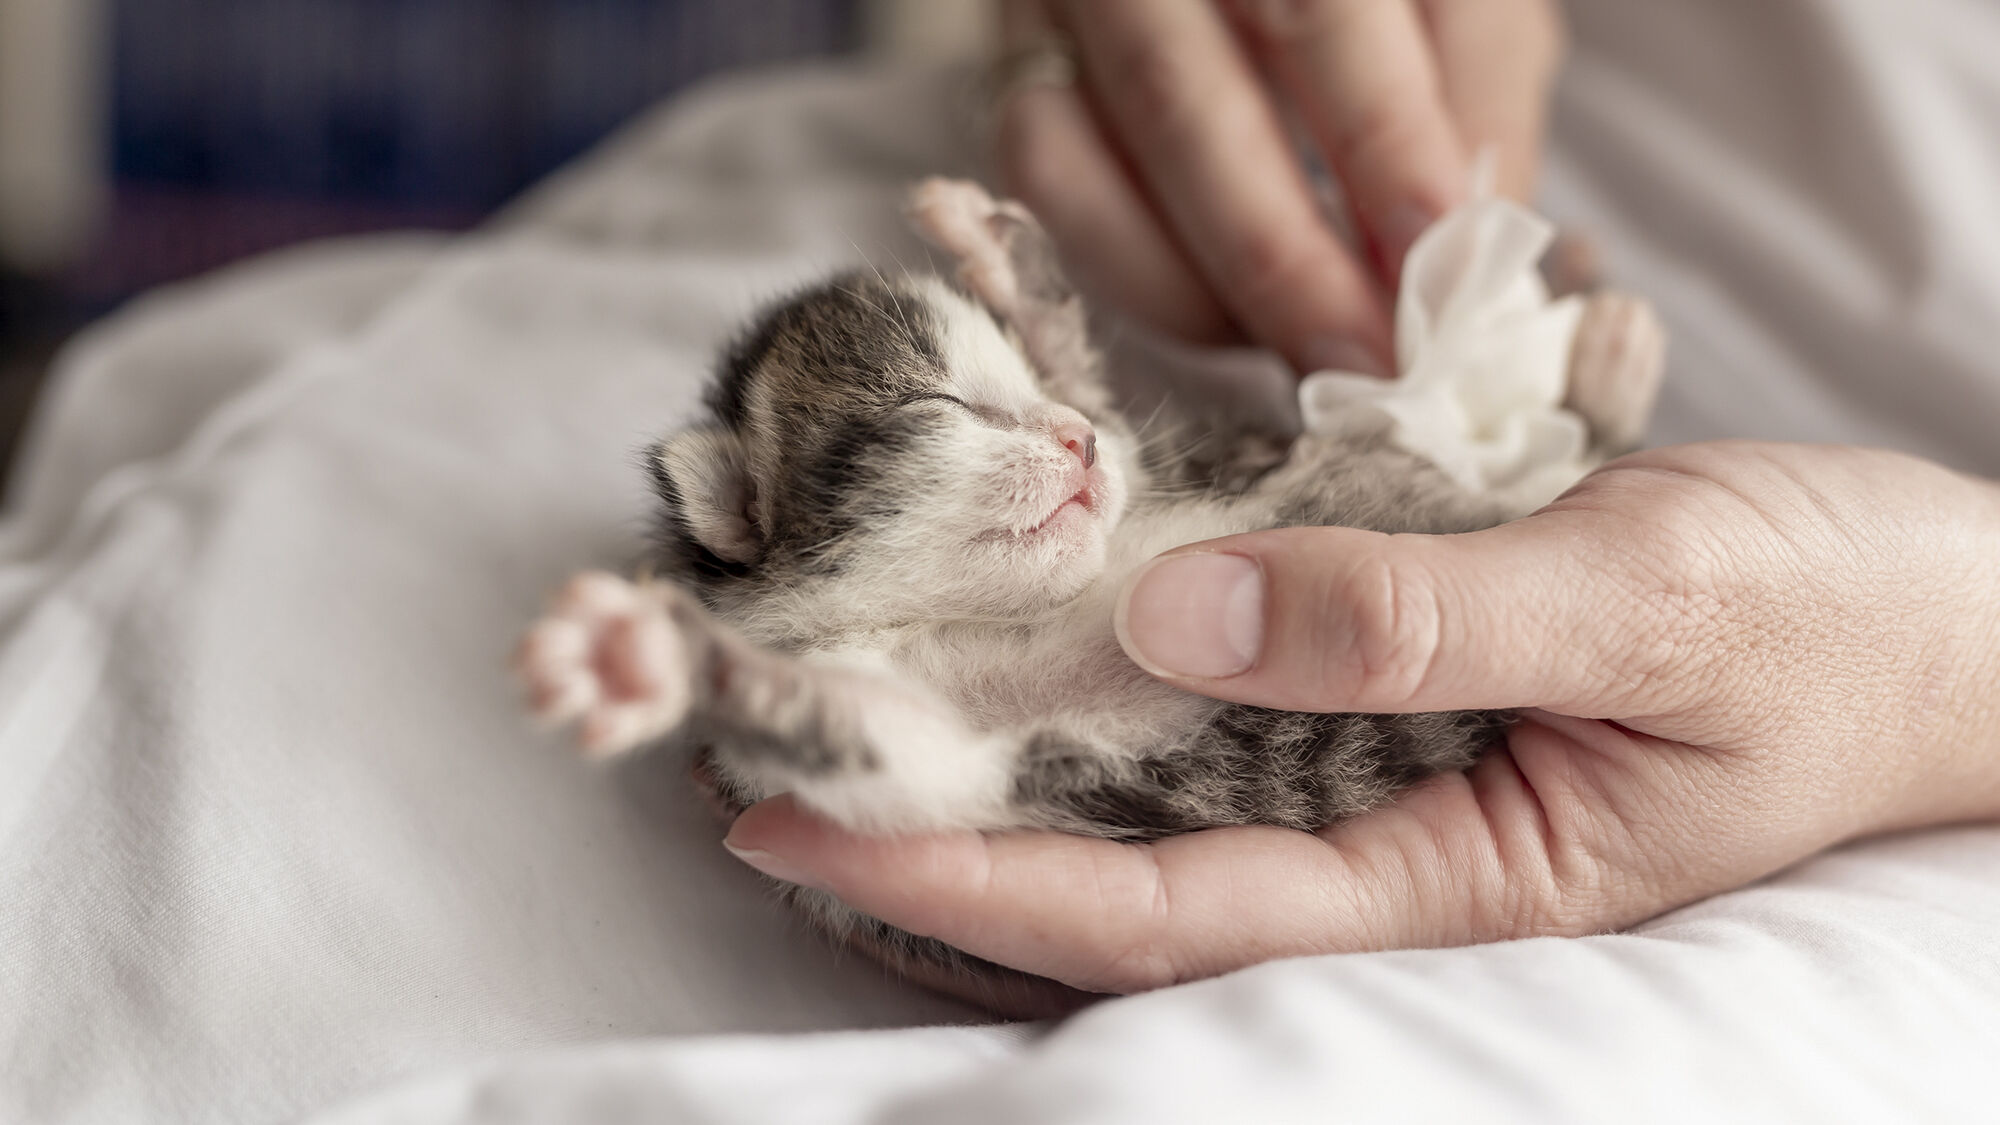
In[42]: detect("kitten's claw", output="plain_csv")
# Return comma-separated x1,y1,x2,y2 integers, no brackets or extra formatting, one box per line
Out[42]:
515,570,702,760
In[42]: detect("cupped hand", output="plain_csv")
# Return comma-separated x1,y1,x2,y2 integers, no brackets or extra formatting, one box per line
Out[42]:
992,0,1566,374
725,443,2000,995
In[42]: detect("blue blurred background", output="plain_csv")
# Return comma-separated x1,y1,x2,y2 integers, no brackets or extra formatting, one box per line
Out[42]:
91,0,860,300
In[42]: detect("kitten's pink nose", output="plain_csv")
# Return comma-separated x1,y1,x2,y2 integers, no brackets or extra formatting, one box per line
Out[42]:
1054,421,1097,469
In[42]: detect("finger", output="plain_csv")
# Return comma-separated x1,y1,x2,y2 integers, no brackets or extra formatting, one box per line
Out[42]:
1230,0,1469,280
720,723,1747,995
996,76,1236,345
723,793,1381,993
996,1,1236,345
1053,0,1395,373
1416,0,1567,201
1111,500,1722,719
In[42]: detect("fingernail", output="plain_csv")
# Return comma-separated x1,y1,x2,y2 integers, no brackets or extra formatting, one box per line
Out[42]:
1114,553,1265,679
724,841,832,893
1302,337,1392,379
1380,202,1441,275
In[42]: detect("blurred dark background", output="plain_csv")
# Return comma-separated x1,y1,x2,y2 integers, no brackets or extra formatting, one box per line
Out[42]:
91,0,858,300
0,0,996,477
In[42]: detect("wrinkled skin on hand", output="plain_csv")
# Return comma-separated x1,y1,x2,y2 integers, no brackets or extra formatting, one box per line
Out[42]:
725,442,2000,997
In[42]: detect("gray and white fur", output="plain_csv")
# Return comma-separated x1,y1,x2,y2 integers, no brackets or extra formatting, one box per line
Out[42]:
517,179,1663,1005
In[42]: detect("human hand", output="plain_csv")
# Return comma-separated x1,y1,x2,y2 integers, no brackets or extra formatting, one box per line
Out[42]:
991,0,1566,374
724,443,2000,996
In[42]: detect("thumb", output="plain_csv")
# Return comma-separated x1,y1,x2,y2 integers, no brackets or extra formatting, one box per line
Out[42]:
1112,511,1704,717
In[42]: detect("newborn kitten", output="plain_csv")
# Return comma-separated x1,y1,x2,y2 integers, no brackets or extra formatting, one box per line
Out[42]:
518,179,1663,1011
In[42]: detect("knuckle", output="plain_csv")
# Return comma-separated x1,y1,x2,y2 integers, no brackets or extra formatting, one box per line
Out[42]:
1326,551,1446,707
1532,868,1623,939
1534,817,1644,936
1485,740,1651,939
1079,865,1183,992
1098,33,1270,175
1103,36,1209,147
1223,224,1330,311
1235,0,1344,47
1331,95,1429,172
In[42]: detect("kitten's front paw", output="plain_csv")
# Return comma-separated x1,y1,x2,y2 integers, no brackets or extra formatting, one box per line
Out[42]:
515,571,704,759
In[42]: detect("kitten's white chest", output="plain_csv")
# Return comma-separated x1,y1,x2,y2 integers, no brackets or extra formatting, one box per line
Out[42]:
885,505,1253,741
887,600,1128,729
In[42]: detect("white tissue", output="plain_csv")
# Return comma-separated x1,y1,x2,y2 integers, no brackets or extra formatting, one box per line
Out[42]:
1299,196,1589,510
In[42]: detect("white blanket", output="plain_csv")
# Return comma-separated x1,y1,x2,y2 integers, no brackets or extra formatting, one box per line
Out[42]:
4,0,2000,1121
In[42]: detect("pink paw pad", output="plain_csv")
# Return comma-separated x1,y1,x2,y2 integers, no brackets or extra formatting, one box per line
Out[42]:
514,570,698,760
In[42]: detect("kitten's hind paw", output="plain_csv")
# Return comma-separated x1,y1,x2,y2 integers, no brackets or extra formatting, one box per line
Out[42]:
905,177,1102,409
1565,292,1666,457
906,177,1026,315
515,571,702,760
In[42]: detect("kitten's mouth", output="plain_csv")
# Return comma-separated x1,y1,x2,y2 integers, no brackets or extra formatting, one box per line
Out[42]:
983,480,1096,542
1026,485,1092,533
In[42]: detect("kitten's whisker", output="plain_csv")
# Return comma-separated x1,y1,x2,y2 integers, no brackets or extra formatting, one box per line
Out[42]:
878,243,928,356
842,232,923,357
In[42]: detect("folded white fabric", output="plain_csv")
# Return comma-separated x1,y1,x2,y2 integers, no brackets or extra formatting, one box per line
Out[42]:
1299,196,1590,509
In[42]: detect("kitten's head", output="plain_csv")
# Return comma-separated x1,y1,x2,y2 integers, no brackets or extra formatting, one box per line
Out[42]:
650,271,1131,626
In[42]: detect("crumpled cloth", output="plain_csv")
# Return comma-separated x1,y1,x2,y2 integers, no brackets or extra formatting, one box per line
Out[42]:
1299,196,1590,509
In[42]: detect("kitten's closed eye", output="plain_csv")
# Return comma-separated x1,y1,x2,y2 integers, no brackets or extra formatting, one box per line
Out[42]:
896,391,979,415
898,391,1015,428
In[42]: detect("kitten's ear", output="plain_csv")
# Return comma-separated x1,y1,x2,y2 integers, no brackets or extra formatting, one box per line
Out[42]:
651,428,760,564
